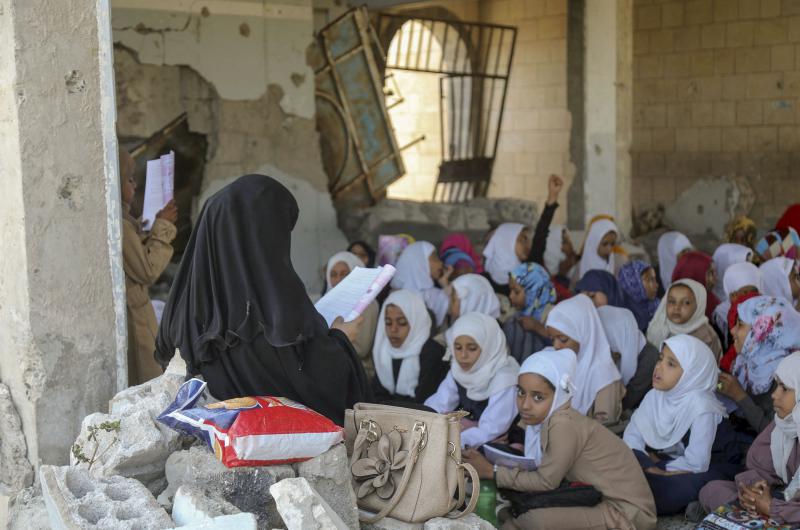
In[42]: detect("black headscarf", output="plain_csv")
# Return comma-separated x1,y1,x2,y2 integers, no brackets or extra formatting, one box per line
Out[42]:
156,174,323,371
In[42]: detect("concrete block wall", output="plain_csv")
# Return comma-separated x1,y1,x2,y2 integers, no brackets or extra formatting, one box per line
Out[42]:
632,0,800,227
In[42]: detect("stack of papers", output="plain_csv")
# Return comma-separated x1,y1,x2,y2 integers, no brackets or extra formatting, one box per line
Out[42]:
141,151,175,231
315,265,395,326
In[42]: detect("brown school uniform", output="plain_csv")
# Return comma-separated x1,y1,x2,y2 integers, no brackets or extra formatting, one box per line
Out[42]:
690,323,723,362
586,380,625,426
352,300,379,378
122,216,176,385
497,405,657,530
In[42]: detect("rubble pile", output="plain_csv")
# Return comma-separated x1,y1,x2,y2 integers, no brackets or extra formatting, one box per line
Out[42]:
7,358,495,530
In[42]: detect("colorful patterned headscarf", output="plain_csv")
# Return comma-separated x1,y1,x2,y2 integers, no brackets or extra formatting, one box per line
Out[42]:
377,233,416,267
755,228,800,261
617,260,660,329
441,233,484,273
510,262,556,320
725,216,757,247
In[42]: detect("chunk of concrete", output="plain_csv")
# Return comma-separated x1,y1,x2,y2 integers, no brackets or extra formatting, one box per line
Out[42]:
172,485,242,525
175,513,258,530
294,443,358,529
7,486,50,530
423,514,497,529
360,513,424,530
0,383,34,495
39,465,172,529
663,176,754,239
160,445,296,529
270,477,348,530
109,366,185,417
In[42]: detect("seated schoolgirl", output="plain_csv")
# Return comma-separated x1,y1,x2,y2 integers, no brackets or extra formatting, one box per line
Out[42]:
543,223,577,299
372,290,448,404
647,279,723,361
713,258,759,338
503,263,555,363
618,260,661,330
545,294,625,425
624,335,741,516
656,231,693,292
576,269,649,331
463,348,657,530
391,241,452,328
760,257,800,307
716,296,800,434
576,217,619,280
347,240,376,267
425,312,520,448
440,233,484,279
672,250,721,319
324,251,379,376
483,223,532,296
449,273,501,321
597,305,658,411
700,353,800,525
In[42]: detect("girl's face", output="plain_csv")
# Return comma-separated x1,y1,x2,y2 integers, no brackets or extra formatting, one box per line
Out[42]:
653,345,684,391
546,326,580,353
509,276,526,310
667,285,697,325
448,288,461,320
772,375,797,419
597,231,617,260
515,228,532,261
329,261,351,288
384,304,410,348
350,244,370,266
706,263,717,292
790,267,800,300
516,373,555,426
732,317,752,354
428,253,444,280
641,267,659,300
583,291,608,308
453,335,482,372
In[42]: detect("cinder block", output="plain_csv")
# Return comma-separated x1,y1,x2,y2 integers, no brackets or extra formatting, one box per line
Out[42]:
691,51,716,76
736,100,764,125
713,0,739,22
650,29,675,52
701,23,726,48
711,152,740,174
779,125,800,150
715,49,736,74
772,44,795,71
755,20,789,45
697,127,722,151
739,0,761,18
762,0,781,18
763,100,796,125
675,26,702,51
726,21,755,48
735,47,772,73
722,127,749,152
637,5,662,30
675,128,700,152
662,3,685,27
666,103,690,128
692,102,715,126
652,128,676,152
687,0,714,25
270,478,348,530
746,72,785,98
713,101,736,126
749,126,779,151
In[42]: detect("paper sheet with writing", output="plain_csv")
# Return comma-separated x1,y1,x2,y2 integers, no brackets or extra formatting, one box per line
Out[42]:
315,265,395,327
141,151,175,231
483,443,537,471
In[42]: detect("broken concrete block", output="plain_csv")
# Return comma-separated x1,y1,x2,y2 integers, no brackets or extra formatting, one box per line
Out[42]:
39,465,172,530
172,485,242,525
109,368,185,417
361,513,424,530
160,445,295,529
663,175,754,239
7,486,50,530
294,443,358,529
175,513,258,530
423,514,497,529
0,383,34,495
270,477,348,530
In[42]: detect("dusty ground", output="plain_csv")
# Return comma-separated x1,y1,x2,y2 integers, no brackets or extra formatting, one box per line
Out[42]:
657,516,696,529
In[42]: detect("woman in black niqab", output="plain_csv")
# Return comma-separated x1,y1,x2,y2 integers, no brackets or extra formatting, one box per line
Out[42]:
155,174,370,425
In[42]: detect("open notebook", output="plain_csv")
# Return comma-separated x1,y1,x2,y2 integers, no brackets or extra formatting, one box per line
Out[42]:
142,150,175,231
483,443,538,471
314,265,396,327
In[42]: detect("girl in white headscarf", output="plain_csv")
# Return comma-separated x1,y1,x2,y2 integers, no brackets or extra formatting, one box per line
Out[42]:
482,223,531,292
391,241,451,328
462,347,658,530
760,257,799,306
324,251,379,374
448,273,501,321
425,312,519,448
647,279,723,361
624,334,730,515
713,261,761,338
700,353,800,525
712,243,753,302
545,294,624,425
372,290,448,404
597,305,659,410
577,218,619,280
657,231,693,291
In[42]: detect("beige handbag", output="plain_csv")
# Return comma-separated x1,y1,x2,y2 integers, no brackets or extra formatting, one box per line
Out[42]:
344,403,480,524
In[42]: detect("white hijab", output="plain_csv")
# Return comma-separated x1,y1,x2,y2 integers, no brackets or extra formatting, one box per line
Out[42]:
630,334,726,450
647,279,709,348
597,305,647,385
544,225,566,276
657,231,693,290
520,348,577,462
325,251,363,288
760,257,796,305
373,290,431,398
391,241,435,291
545,294,622,415
447,312,520,401
483,223,525,285
712,243,753,301
452,274,501,319
723,261,761,297
771,353,800,487
578,219,618,279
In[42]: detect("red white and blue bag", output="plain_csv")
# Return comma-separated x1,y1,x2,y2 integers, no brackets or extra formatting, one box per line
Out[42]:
157,379,344,468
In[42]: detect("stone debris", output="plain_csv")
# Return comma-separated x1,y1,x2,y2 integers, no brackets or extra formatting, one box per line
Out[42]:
361,513,424,530
7,486,50,530
160,445,295,529
39,465,172,529
172,485,257,529
269,477,348,530
0,383,34,495
109,359,186,417
176,513,258,530
294,443,359,530
424,514,497,529
663,175,754,239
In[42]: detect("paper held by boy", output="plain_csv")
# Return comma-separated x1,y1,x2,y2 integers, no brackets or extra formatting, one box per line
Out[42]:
142,151,175,231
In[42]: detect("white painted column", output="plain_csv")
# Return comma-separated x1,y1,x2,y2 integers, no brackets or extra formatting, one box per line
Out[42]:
0,0,125,485
583,0,633,234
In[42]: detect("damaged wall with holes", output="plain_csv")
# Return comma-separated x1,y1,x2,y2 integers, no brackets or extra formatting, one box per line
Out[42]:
111,0,347,292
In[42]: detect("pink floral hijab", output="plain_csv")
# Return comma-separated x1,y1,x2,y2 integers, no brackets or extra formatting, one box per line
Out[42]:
732,296,800,394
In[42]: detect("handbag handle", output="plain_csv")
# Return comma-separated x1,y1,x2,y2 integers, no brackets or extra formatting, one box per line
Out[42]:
447,462,480,519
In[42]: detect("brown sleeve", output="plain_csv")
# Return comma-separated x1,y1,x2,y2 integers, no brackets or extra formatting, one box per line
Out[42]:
496,420,579,492
122,218,176,286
